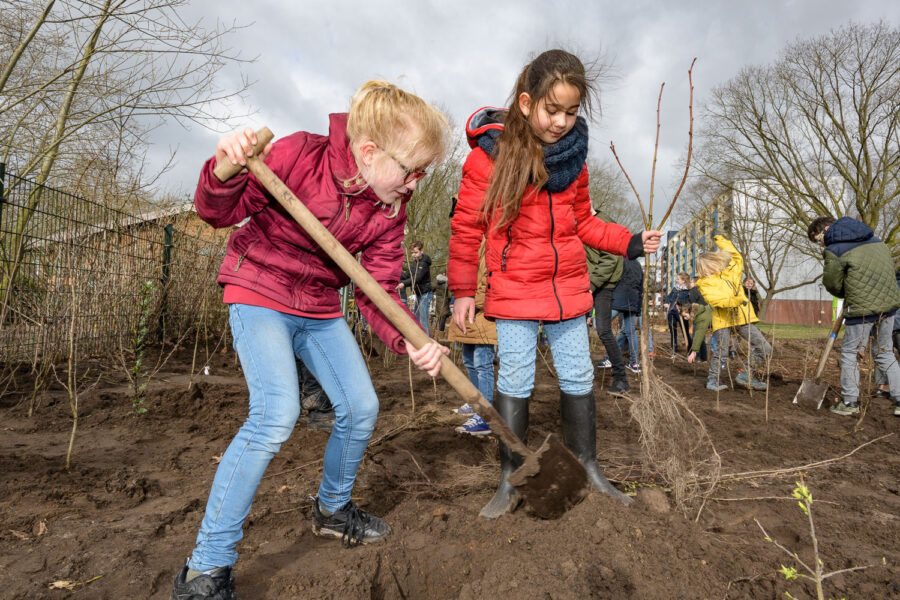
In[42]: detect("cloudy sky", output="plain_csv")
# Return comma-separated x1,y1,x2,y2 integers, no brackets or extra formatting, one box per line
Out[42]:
151,0,900,226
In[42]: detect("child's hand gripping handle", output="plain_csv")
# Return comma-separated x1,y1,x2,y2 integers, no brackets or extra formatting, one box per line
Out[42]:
211,128,532,459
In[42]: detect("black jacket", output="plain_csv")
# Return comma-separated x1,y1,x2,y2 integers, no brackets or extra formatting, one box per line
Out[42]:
612,259,643,314
401,254,433,296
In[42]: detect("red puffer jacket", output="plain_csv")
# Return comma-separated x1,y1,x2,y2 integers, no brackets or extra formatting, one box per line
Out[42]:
194,113,415,353
449,109,634,321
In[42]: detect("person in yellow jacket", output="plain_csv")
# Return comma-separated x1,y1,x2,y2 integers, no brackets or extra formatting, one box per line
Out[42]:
696,235,771,391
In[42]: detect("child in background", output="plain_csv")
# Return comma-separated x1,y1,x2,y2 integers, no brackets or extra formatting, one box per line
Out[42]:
449,49,662,519
585,211,629,395
665,272,692,354
172,81,450,599
686,277,711,364
874,268,900,401
696,235,771,392
808,217,900,416
612,258,646,373
447,234,497,436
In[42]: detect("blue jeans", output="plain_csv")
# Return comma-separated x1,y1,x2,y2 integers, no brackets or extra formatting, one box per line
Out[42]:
189,304,379,570
612,310,639,363
413,291,433,334
462,343,495,405
496,317,593,397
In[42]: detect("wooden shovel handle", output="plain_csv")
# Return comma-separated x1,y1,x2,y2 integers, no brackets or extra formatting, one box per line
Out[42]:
813,309,845,380
212,128,532,459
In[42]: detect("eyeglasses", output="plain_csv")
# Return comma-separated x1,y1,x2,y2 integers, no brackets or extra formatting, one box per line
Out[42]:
378,145,428,184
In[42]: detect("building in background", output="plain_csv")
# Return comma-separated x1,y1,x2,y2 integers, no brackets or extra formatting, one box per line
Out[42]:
663,184,833,326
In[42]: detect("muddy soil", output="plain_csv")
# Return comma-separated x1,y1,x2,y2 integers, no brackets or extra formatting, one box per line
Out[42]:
1,335,898,599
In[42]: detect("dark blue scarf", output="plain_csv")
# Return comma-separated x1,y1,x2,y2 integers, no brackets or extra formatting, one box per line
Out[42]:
476,116,589,193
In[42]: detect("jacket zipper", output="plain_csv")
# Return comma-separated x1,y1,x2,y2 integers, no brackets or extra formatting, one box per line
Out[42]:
501,226,512,272
548,192,563,320
234,241,257,272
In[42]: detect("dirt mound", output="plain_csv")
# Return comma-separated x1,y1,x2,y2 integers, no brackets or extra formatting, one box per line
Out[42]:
1,339,898,599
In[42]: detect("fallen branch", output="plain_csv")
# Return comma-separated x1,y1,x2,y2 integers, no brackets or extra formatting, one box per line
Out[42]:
698,433,893,484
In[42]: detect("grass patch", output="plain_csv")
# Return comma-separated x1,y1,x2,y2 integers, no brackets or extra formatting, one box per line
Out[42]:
758,322,839,340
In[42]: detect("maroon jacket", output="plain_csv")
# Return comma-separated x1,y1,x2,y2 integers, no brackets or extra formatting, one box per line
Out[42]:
194,113,415,353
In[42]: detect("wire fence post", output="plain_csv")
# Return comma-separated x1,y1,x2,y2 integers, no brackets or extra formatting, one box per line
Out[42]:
159,223,173,341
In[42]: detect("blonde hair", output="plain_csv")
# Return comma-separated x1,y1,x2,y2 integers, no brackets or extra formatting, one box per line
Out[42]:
696,249,732,278
347,80,450,172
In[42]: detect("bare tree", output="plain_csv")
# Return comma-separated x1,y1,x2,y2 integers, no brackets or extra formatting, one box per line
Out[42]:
0,0,252,292
586,157,644,231
403,134,466,271
696,21,900,256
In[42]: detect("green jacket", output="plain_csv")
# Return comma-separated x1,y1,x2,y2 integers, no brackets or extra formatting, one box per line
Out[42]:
822,218,900,318
691,305,712,354
585,245,624,293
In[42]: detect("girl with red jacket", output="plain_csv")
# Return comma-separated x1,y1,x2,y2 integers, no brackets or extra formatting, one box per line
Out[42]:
449,50,661,520
172,81,450,599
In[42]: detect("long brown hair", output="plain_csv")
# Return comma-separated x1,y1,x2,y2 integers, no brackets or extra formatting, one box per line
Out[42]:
479,49,597,228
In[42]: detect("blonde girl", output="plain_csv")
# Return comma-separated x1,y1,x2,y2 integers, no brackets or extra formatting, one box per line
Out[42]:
696,235,770,391
173,81,451,598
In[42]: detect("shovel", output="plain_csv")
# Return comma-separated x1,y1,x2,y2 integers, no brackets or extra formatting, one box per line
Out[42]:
213,128,589,519
793,300,844,409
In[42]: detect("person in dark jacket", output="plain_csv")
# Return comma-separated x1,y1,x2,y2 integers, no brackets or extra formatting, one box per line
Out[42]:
586,219,629,395
399,240,433,333
808,216,900,416
743,277,761,317
612,258,644,372
172,81,451,599
664,272,692,354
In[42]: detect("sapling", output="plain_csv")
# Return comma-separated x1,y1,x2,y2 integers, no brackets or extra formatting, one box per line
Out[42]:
755,478,875,600
128,279,156,415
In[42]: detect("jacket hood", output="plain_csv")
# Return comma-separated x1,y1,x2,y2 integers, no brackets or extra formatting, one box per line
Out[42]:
824,217,879,258
465,107,506,150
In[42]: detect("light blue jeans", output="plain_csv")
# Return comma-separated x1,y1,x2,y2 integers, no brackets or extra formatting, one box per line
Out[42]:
189,304,379,570
413,290,433,335
612,310,639,363
462,343,495,405
496,317,593,397
841,317,900,403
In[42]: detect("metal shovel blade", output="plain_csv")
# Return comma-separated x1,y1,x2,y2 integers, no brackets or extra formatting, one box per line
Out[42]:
507,433,589,519
793,379,829,409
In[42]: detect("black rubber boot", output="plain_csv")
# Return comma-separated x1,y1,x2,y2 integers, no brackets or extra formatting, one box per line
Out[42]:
479,392,529,520
560,390,632,505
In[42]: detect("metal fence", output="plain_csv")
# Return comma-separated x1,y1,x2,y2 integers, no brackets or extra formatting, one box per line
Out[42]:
0,164,229,364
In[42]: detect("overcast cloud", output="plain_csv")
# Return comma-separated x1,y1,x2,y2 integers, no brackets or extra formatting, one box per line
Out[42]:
149,0,900,226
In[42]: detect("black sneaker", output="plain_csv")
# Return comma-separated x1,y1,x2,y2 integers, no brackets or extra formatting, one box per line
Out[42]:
172,564,239,600
310,496,390,547
607,378,630,397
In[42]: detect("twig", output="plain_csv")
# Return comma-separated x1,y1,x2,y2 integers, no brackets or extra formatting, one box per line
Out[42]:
537,341,556,377
700,433,893,484
710,495,840,506
609,142,646,227
407,356,415,416
648,81,665,223
656,57,696,230
402,449,433,485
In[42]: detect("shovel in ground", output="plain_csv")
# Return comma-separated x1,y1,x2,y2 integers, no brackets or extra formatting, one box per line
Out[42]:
213,128,589,519
793,300,844,409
